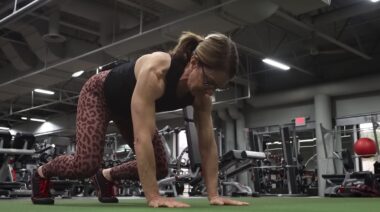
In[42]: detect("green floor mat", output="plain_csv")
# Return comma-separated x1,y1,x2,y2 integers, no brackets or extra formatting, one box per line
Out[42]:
0,197,379,212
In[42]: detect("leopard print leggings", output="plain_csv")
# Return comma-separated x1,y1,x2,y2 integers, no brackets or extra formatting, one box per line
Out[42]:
41,71,168,181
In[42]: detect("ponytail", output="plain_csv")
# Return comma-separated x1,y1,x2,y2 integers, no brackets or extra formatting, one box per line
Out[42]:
169,31,204,61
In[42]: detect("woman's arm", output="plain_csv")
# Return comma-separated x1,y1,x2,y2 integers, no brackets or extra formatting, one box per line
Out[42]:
193,95,219,199
193,96,249,206
132,52,169,201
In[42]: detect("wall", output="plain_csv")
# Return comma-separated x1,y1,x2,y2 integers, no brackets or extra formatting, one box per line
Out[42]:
245,102,315,128
245,93,380,128
335,93,380,118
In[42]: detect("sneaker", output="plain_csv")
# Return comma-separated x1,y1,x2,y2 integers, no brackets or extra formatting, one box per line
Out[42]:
31,171,54,204
92,170,118,203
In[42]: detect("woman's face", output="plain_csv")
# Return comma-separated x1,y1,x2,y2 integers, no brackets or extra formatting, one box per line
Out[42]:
187,58,230,97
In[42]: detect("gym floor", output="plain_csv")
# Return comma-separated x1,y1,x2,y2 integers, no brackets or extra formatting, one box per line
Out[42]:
0,197,379,212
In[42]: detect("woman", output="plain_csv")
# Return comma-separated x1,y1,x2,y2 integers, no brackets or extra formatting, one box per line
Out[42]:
31,31,248,207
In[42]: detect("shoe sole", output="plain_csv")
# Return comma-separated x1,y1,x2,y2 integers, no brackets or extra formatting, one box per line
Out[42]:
31,197,54,205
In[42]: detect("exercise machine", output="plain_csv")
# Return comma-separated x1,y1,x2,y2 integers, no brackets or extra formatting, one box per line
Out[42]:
0,131,54,198
158,106,266,197
320,122,380,197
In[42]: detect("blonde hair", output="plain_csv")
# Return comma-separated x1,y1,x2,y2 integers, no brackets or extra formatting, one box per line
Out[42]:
170,31,239,78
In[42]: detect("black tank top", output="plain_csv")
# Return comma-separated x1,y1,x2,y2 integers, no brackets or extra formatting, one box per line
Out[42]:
103,56,194,142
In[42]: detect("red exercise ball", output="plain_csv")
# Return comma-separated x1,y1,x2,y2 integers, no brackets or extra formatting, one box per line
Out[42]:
354,137,377,158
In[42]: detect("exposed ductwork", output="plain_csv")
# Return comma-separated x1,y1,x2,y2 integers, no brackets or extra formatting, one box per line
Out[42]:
312,1,380,26
1,0,327,82
8,22,62,62
99,0,279,58
275,10,372,60
0,22,107,101
58,0,140,30
247,73,380,108
270,0,330,15
0,0,333,112
0,39,37,71
58,0,140,46
42,4,66,43
154,0,199,11
217,0,278,25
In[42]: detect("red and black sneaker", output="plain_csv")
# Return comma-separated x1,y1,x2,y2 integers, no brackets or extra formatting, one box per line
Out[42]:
31,171,54,204
92,170,118,203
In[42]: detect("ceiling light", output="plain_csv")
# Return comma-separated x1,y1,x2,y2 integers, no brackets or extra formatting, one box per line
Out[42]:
0,127,10,130
370,0,379,3
34,88,55,95
21,117,28,120
30,118,46,123
299,138,316,143
96,66,102,74
262,58,290,71
72,70,84,78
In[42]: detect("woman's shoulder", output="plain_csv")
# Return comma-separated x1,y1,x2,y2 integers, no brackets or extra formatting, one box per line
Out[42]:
137,51,171,66
134,51,172,78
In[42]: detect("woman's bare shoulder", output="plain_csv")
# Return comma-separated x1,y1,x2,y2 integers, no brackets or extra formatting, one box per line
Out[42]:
136,51,171,67
134,51,171,79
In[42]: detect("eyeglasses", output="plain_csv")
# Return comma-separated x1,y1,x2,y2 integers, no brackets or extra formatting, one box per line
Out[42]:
200,65,217,89
199,64,231,91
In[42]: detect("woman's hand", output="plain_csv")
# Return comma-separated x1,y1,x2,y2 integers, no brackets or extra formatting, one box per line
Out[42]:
148,196,190,208
209,196,249,206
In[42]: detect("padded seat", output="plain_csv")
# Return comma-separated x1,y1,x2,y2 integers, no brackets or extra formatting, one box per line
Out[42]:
12,133,36,162
0,182,23,190
220,150,266,170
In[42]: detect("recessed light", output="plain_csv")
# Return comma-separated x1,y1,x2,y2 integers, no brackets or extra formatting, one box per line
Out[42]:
34,89,55,95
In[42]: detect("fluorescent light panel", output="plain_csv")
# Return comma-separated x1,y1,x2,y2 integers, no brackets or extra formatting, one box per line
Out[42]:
72,70,84,78
299,138,316,143
262,58,290,70
34,88,55,95
21,117,28,120
30,118,46,123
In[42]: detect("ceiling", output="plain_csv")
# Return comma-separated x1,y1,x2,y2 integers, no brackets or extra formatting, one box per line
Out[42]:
0,0,380,129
